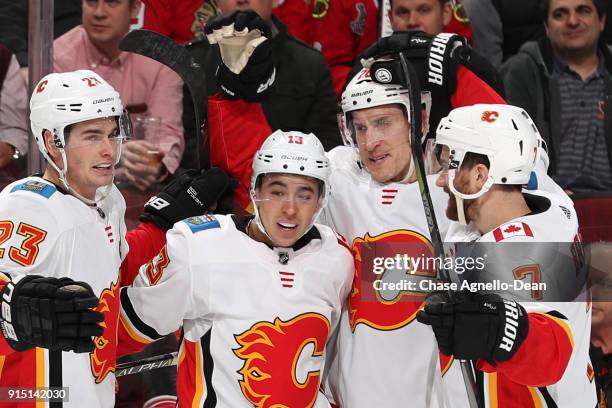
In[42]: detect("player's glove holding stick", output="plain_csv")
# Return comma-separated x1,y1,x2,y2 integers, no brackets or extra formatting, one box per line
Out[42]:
205,10,276,102
141,167,238,231
0,275,104,353
416,289,529,365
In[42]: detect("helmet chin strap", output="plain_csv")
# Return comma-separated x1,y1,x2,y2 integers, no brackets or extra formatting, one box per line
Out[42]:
398,155,415,184
54,148,114,206
447,169,494,225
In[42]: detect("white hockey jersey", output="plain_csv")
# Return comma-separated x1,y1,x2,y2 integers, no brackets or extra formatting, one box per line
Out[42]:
0,176,128,408
120,214,354,407
321,146,451,408
443,189,597,408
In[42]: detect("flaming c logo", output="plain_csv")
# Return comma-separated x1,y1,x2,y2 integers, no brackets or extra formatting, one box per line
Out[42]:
233,313,330,408
350,230,435,331
481,111,499,123
90,281,119,383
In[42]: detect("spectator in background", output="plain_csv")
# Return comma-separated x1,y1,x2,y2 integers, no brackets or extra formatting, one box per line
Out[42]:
54,0,185,191
588,241,612,408
312,0,473,97
463,0,545,69
272,0,314,44
501,0,612,194
0,44,28,176
310,0,379,95
181,0,339,210
141,0,218,44
0,0,82,85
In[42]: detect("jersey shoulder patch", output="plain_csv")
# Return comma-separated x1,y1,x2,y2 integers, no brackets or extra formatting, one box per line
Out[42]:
182,214,220,233
10,181,56,199
492,222,534,242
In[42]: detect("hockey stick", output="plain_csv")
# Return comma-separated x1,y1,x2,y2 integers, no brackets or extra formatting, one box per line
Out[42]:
115,351,179,378
397,52,481,408
119,29,207,170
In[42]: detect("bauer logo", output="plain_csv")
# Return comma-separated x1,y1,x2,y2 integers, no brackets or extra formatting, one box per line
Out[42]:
374,68,392,83
93,97,114,104
281,155,308,161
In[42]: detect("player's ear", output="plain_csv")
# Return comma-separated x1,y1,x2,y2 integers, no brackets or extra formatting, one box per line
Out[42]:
473,163,489,189
43,130,62,165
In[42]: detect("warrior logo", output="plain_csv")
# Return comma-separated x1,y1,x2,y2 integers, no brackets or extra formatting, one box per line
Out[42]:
91,281,119,383
350,230,435,331
234,313,330,407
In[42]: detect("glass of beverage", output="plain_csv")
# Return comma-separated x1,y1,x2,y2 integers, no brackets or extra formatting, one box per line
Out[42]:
133,116,162,166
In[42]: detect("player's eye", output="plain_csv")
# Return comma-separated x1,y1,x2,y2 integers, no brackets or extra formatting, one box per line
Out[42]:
297,192,314,204
86,134,103,143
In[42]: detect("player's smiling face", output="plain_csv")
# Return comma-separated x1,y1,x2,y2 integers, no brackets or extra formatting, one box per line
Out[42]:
62,117,120,199
253,174,322,248
351,104,412,184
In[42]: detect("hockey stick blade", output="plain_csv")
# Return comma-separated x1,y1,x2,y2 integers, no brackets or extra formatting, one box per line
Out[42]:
120,29,207,170
115,351,179,377
398,52,481,408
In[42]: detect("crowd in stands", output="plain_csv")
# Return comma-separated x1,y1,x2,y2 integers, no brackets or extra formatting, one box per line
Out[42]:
0,0,611,406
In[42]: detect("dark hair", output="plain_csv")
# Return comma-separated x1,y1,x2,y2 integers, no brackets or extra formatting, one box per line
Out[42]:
540,0,607,22
460,152,521,192
389,0,449,11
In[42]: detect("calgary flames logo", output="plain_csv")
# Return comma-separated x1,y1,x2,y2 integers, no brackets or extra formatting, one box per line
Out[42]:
90,281,119,383
233,313,330,408
481,111,499,123
350,230,435,331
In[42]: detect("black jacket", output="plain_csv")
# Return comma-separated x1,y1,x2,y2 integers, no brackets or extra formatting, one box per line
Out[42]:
180,16,340,168
0,0,82,67
501,37,612,175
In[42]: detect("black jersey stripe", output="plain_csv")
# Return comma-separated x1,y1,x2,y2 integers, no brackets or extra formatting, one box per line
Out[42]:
202,329,217,408
120,287,164,341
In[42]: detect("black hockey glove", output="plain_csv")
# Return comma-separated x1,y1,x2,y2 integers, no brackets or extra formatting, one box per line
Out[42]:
140,167,238,231
0,275,104,353
205,10,276,102
416,290,529,364
360,31,466,95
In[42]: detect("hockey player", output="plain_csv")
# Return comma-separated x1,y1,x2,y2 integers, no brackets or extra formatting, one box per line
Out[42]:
0,70,235,408
321,60,453,407
416,104,596,407
119,130,354,407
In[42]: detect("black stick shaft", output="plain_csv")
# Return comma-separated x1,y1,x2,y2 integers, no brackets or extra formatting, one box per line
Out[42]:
398,52,481,408
115,351,179,378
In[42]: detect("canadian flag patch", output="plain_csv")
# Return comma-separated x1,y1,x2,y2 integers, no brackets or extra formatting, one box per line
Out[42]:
492,222,533,242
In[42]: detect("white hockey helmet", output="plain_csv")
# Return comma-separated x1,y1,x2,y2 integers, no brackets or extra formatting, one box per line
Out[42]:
435,104,541,224
250,130,331,241
340,64,413,148
30,70,130,202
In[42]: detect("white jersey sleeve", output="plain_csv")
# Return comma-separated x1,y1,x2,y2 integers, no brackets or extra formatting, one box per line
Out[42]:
121,218,206,341
0,181,64,277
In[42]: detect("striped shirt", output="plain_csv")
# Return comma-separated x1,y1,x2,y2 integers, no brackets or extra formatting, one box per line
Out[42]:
553,54,612,192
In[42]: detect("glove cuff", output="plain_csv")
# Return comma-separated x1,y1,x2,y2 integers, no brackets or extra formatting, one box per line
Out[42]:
492,300,529,363
217,59,276,102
